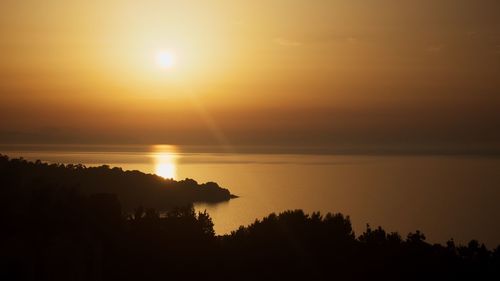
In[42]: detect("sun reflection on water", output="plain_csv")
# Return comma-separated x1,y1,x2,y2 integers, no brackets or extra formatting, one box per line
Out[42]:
151,145,178,179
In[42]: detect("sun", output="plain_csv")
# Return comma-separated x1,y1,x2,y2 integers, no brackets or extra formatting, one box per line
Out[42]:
155,50,176,69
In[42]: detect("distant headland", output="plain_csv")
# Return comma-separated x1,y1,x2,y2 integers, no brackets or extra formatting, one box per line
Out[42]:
0,154,237,210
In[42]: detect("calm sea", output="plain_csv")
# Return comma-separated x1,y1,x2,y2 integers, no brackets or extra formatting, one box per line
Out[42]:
2,144,500,246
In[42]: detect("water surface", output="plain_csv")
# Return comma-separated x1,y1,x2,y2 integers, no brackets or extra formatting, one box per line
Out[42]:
2,144,499,246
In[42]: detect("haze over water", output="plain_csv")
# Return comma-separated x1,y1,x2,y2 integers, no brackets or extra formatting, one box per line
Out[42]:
3,144,499,247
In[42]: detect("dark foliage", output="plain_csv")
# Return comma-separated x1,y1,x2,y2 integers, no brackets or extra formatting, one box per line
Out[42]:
1,154,499,280
0,154,235,210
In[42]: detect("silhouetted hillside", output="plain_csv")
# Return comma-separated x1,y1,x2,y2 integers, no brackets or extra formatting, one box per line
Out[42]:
1,189,499,281
0,154,235,210
221,211,500,280
1,154,499,280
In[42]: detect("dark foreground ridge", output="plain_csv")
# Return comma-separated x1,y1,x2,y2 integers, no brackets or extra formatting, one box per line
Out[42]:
1,155,499,280
0,154,236,209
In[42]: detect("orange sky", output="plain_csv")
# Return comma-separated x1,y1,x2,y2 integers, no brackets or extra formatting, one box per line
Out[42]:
1,1,499,152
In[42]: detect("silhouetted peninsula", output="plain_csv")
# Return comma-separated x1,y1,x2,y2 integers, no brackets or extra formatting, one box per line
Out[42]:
0,154,236,210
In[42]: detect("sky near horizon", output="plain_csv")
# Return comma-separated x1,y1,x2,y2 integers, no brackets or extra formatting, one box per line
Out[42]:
1,1,499,152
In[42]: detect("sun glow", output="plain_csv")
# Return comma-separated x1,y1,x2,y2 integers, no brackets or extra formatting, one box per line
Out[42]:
151,145,178,179
155,50,176,69
156,162,176,179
